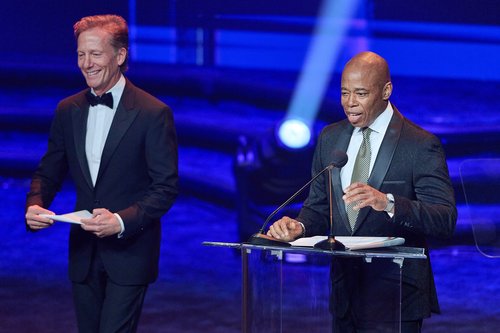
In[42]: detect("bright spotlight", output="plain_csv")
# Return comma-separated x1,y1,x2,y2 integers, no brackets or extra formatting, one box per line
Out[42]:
286,0,360,126
277,119,312,149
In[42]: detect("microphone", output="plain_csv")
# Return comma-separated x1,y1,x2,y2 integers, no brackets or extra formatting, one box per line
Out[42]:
247,150,348,247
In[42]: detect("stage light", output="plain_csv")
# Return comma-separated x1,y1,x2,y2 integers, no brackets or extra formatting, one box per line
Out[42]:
234,0,361,242
233,129,315,242
277,118,311,149
285,0,360,126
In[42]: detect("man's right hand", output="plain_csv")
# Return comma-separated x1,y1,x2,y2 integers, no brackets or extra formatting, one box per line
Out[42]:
266,216,304,242
25,205,55,231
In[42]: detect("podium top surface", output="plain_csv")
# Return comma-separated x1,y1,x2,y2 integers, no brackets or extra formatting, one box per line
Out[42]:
203,240,427,259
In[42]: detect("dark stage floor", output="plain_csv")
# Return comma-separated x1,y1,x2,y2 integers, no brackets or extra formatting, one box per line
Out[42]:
0,178,499,333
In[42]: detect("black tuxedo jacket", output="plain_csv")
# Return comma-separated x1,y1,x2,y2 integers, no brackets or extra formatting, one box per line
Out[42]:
297,106,457,320
27,79,178,285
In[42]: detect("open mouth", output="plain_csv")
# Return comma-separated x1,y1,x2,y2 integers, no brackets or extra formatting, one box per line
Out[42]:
347,112,362,120
86,69,101,77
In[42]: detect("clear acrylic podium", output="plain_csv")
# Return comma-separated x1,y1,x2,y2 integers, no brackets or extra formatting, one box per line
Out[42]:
204,241,426,333
460,158,500,258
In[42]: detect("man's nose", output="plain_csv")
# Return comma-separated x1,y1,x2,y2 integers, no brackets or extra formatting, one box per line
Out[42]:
347,94,357,107
82,55,92,68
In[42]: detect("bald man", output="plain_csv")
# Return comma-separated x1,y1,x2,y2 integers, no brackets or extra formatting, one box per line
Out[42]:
267,52,456,332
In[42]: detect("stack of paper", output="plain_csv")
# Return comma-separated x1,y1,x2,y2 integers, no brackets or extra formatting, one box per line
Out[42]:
290,236,404,250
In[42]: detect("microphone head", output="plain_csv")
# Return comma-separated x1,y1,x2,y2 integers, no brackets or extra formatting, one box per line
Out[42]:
331,150,348,168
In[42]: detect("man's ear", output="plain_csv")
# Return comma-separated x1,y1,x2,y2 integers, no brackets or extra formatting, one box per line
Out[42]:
116,47,127,66
383,82,393,100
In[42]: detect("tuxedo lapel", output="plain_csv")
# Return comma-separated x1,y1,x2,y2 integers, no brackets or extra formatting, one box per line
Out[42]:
353,105,403,233
369,106,403,190
330,123,354,234
96,81,139,185
71,92,93,190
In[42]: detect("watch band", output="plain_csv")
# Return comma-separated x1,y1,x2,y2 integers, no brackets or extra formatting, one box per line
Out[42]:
384,193,395,213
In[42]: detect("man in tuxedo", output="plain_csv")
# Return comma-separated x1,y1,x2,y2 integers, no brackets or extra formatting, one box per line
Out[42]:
25,15,178,332
267,51,457,332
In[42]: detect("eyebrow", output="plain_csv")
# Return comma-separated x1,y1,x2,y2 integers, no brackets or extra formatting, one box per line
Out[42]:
341,87,369,92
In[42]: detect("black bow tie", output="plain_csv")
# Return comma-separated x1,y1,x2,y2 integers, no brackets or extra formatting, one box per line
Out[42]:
86,91,114,109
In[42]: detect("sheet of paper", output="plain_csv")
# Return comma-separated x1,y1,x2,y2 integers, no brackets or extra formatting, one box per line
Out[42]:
40,210,92,225
290,236,405,250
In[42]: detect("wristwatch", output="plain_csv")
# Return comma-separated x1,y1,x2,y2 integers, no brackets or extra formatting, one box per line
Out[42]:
384,193,395,213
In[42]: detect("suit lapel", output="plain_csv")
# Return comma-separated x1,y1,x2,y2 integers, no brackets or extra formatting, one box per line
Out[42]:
95,80,139,185
71,91,93,190
353,105,404,233
330,123,354,234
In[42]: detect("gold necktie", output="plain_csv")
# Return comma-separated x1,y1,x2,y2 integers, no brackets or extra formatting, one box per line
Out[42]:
347,128,372,231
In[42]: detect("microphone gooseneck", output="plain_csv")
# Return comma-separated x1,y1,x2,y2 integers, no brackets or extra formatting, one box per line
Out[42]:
313,164,346,251
247,150,348,247
257,163,334,235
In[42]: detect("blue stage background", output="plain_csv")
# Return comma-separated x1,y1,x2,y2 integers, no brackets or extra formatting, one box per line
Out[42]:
0,1,499,332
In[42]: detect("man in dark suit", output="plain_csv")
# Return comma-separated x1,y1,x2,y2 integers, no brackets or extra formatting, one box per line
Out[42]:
25,15,178,332
267,51,457,332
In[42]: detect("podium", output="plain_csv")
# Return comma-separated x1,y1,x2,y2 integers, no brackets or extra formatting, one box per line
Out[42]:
460,158,500,258
204,241,426,333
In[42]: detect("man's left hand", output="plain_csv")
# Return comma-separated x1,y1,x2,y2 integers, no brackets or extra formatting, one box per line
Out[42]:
81,208,121,238
343,182,388,212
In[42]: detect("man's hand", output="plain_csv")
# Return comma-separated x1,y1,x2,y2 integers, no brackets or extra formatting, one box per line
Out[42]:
25,205,55,231
266,216,303,242
343,182,388,212
81,208,121,238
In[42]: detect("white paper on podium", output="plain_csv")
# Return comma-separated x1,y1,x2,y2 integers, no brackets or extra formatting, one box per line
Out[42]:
290,236,405,250
40,210,92,224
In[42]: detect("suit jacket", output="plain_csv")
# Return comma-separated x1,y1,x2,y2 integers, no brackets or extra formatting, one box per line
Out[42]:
26,78,179,285
297,105,457,320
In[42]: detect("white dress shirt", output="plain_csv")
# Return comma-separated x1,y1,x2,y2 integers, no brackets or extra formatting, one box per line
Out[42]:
86,75,126,184
340,102,394,191
85,75,126,235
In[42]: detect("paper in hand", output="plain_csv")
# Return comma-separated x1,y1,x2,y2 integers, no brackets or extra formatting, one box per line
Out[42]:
40,210,92,224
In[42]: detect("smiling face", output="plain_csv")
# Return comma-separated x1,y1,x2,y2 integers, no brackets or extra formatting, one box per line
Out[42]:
341,52,392,128
77,28,126,96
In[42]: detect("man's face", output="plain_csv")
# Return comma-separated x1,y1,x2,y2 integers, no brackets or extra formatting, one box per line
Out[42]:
77,28,126,96
340,65,390,128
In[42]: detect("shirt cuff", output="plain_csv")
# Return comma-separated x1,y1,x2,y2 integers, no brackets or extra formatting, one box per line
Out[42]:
297,221,306,238
114,213,125,238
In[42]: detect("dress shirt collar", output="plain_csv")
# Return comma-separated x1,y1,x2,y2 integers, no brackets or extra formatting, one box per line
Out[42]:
352,102,394,136
89,74,126,110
